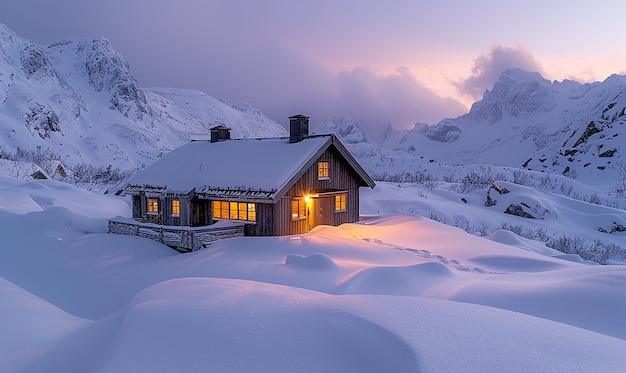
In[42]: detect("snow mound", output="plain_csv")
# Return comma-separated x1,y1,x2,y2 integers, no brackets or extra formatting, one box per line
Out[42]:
0,276,89,372
24,278,626,373
96,278,418,373
487,230,563,256
285,253,337,270
0,190,43,214
468,253,565,272
340,261,461,296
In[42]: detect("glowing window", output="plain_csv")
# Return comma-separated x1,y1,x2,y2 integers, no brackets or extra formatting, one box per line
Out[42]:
147,198,159,214
247,203,256,221
292,199,306,220
335,194,346,212
220,201,228,219
318,161,329,179
229,202,239,220
212,200,256,221
171,199,180,216
212,201,221,218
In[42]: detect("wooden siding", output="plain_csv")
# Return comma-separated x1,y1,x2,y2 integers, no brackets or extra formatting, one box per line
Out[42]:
223,146,363,236
133,194,205,227
280,146,362,235
238,202,274,236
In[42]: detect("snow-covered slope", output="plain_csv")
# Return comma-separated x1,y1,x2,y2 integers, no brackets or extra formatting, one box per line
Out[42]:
0,22,286,173
1,176,626,372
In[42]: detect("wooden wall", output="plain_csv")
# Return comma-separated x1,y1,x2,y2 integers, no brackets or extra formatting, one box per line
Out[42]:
132,193,196,227
276,146,362,235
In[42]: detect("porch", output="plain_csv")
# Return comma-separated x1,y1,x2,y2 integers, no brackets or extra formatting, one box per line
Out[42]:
108,217,245,252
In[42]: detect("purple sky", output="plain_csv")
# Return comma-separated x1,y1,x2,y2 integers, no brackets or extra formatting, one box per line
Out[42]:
3,0,626,129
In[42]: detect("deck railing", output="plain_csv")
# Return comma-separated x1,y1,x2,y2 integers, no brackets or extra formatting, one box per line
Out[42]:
108,217,244,252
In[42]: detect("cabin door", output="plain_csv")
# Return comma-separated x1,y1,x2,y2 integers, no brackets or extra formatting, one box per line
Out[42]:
309,196,332,230
191,199,210,227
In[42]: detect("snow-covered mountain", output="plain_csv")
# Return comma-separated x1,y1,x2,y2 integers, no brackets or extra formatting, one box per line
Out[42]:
0,22,286,173
388,68,625,189
2,21,626,196
311,115,408,146
309,69,625,194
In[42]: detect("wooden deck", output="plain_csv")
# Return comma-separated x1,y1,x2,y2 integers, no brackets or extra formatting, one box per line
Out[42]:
108,217,245,252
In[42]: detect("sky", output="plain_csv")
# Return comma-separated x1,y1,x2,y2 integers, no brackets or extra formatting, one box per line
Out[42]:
3,0,626,129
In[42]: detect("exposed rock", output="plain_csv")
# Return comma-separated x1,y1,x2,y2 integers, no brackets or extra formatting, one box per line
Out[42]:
423,123,462,143
504,204,536,219
601,222,626,234
489,183,510,195
599,149,617,158
485,193,497,207
573,121,602,147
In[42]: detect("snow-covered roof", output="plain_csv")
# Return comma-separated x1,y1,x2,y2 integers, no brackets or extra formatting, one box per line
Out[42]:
124,135,374,201
0,159,49,180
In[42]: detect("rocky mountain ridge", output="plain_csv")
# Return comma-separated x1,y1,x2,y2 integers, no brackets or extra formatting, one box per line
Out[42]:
317,68,625,191
0,22,286,173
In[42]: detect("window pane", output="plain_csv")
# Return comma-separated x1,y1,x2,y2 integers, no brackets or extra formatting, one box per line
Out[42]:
229,202,238,219
335,194,346,211
292,200,299,219
247,203,256,222
172,200,180,215
148,198,158,213
318,161,329,178
238,202,247,220
212,201,221,218
221,201,229,219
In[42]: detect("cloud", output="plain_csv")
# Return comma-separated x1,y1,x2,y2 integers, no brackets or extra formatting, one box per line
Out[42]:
0,1,468,129
334,67,467,128
171,41,467,129
455,43,545,100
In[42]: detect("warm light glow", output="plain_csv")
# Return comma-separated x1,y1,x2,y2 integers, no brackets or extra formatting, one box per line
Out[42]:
318,161,330,179
212,200,256,221
304,195,310,202
171,199,180,216
147,198,159,214
335,194,346,211
292,199,306,220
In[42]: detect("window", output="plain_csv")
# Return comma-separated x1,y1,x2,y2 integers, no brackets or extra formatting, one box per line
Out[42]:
229,202,239,220
171,199,180,216
212,200,256,222
317,161,329,180
219,201,228,219
335,194,346,212
147,198,159,214
247,203,256,221
292,199,306,220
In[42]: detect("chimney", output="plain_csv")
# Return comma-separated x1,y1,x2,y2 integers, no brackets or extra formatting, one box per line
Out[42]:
289,114,309,143
210,125,231,143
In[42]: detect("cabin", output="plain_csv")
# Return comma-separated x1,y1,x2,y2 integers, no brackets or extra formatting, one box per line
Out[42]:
110,115,375,250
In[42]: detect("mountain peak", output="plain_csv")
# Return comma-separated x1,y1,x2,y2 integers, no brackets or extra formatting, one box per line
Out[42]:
498,67,547,83
467,68,555,123
0,22,287,174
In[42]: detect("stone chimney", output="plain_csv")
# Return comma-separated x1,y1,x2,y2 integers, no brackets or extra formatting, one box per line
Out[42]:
210,125,231,143
289,114,309,143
